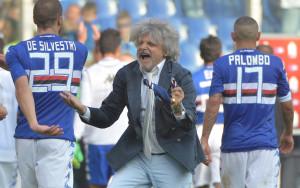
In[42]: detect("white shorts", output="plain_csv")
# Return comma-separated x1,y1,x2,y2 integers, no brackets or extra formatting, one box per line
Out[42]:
193,124,223,187
0,161,17,188
16,139,75,188
220,149,280,188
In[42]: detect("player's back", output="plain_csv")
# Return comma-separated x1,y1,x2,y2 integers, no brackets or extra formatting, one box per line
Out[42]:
7,34,88,141
210,49,291,152
193,65,224,125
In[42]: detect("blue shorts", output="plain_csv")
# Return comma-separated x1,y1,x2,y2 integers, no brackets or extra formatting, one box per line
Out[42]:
86,144,114,186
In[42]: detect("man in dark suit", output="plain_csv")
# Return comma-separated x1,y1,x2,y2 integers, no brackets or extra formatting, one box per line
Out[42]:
61,19,204,188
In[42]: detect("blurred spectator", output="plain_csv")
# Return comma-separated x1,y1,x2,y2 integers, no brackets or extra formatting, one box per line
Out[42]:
280,0,300,34
62,3,81,41
78,2,100,52
261,0,282,33
181,0,205,18
116,11,136,62
0,3,20,44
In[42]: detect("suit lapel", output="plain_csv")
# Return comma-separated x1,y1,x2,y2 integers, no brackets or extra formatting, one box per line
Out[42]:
127,61,142,122
158,60,172,90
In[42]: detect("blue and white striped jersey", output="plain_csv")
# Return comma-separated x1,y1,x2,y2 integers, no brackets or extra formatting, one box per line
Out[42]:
210,49,291,152
6,34,88,141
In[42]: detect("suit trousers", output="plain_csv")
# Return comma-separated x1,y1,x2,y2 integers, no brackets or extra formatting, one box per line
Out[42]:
108,152,192,188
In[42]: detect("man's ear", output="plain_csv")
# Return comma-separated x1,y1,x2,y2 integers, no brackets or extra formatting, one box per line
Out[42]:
231,32,237,42
57,16,63,28
256,32,261,41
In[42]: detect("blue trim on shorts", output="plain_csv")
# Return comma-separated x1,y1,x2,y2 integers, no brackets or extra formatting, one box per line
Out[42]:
64,142,75,188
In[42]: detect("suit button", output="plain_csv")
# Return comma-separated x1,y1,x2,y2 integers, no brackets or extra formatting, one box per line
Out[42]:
177,138,181,142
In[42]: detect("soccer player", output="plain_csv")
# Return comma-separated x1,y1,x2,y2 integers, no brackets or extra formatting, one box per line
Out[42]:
5,0,88,188
74,29,128,188
192,35,223,188
201,16,294,187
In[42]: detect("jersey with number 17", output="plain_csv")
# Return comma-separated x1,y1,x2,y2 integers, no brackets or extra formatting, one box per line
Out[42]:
209,49,291,152
6,34,88,141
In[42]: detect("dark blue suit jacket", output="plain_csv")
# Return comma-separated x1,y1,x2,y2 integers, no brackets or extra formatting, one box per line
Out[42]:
81,59,204,171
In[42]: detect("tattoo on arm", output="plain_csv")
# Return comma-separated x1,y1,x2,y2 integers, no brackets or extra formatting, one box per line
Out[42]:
280,100,294,135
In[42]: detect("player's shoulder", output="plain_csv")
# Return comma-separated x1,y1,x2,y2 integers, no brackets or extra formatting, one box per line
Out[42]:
269,54,283,65
74,40,87,50
5,40,27,58
213,53,230,68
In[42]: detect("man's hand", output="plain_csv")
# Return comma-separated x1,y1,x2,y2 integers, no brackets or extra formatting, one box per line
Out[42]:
201,138,212,166
279,131,294,154
0,104,7,120
30,124,63,136
60,91,86,115
171,86,184,115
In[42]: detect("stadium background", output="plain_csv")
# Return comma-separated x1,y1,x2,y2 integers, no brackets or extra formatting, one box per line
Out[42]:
0,0,299,187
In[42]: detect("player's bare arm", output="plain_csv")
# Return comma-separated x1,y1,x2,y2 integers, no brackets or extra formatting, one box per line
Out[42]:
279,100,294,154
15,76,63,136
201,93,223,164
60,91,87,115
0,104,7,120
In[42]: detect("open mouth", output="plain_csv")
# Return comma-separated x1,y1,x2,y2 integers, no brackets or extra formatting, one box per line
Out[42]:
139,52,151,59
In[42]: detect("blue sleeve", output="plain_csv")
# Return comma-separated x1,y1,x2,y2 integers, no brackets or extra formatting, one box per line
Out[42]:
5,46,27,82
209,60,224,96
77,43,88,70
276,59,291,102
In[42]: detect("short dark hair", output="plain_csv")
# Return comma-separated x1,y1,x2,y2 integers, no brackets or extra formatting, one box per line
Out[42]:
234,16,259,41
33,0,62,29
199,35,222,63
98,29,121,55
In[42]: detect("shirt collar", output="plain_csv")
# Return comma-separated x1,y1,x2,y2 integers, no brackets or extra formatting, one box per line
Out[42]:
140,59,166,76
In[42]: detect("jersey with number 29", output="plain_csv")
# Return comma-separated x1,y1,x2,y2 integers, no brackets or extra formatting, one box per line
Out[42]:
209,49,291,152
6,34,88,141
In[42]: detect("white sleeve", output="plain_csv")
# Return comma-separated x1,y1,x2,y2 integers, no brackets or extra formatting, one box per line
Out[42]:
74,70,91,140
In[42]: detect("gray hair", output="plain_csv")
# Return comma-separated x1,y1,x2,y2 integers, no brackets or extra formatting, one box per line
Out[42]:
130,19,180,61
